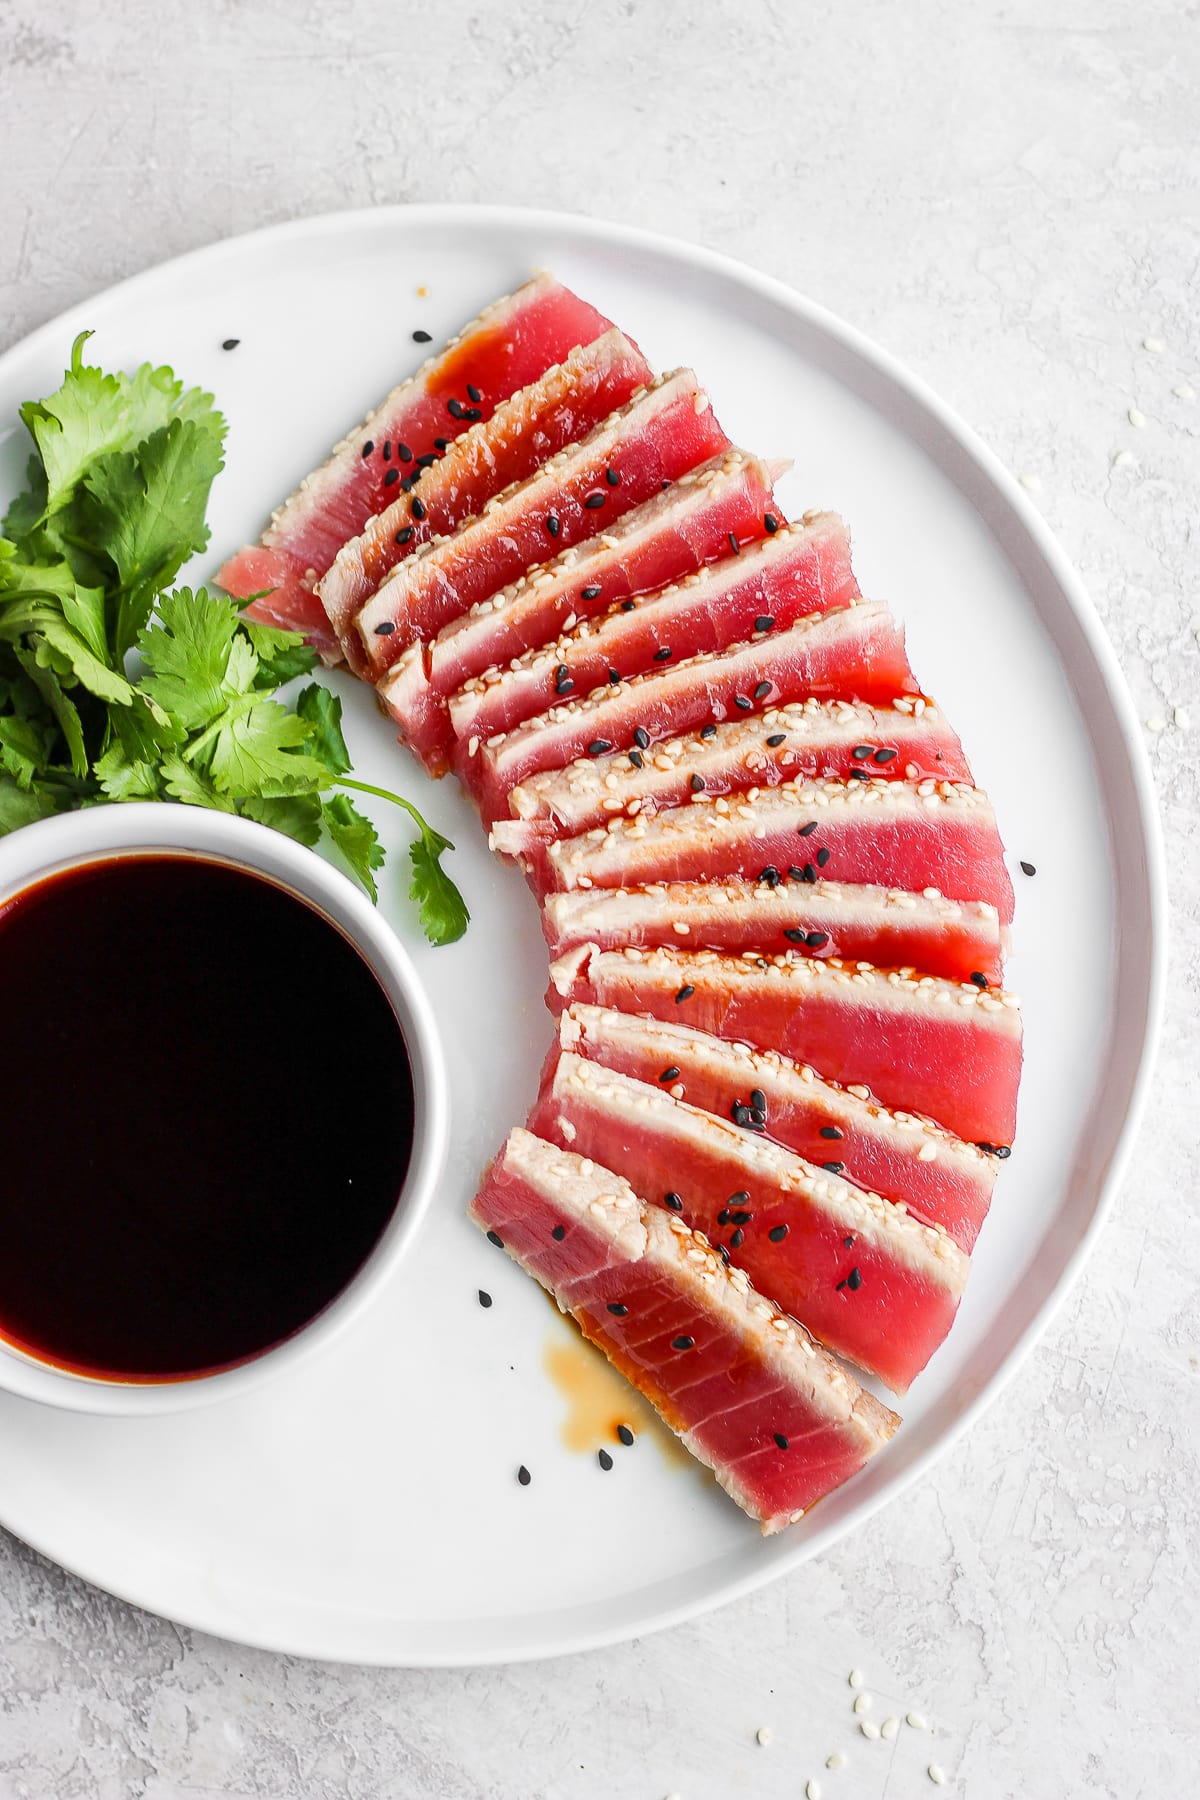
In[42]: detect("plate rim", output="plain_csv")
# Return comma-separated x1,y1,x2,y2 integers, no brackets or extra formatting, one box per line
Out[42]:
0,201,1168,1666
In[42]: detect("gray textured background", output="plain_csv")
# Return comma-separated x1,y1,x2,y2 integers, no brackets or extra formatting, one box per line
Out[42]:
1,2,1197,1796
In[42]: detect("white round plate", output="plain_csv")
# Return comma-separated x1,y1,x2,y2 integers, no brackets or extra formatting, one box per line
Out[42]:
0,206,1164,1666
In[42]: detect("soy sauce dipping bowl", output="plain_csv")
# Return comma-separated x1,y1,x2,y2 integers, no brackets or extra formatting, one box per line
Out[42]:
0,802,449,1414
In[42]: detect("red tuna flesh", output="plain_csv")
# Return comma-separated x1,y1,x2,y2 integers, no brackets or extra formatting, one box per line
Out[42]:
503,696,970,841
468,600,915,825
470,1128,900,1530
316,329,653,664
521,776,1015,924
361,368,731,688
561,1005,1000,1253
218,273,616,655
541,877,1006,985
547,942,1022,1147
447,512,858,748
529,1052,968,1392
400,448,781,721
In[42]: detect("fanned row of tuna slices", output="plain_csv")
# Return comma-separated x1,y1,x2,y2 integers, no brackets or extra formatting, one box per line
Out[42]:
219,273,1022,1533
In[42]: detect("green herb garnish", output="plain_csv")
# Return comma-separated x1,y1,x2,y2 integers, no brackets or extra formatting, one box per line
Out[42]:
0,332,468,945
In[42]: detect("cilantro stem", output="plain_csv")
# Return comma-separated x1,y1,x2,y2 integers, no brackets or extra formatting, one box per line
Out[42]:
334,775,439,836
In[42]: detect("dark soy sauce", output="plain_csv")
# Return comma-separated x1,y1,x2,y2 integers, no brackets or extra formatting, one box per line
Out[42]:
0,855,414,1380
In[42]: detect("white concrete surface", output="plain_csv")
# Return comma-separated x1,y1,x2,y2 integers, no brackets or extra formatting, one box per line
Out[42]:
0,2,1196,1795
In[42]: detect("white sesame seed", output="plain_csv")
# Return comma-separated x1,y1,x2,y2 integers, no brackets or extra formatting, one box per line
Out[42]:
825,1751,847,1770
1142,336,1165,353
848,1668,864,1688
693,390,711,414
907,1712,928,1730
1173,382,1195,400
1018,472,1041,493
881,1717,899,1740
853,1692,872,1714
860,1720,880,1740
756,1726,773,1746
917,1141,938,1162
928,1766,946,1786
1127,406,1147,427
1146,714,1166,733
1174,705,1191,730
806,1782,821,1799
1111,447,1135,467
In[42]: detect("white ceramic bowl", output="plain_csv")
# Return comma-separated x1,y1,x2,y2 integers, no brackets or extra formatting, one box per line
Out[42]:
0,802,448,1415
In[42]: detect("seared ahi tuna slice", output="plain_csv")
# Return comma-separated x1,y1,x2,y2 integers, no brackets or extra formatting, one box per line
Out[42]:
505,696,969,840
469,600,915,825
448,513,857,747
548,943,1022,1146
521,776,1015,923
361,368,730,686
408,448,782,715
317,330,653,662
470,1129,900,1530
529,1053,968,1392
561,1006,1000,1253
219,273,615,655
541,877,1006,985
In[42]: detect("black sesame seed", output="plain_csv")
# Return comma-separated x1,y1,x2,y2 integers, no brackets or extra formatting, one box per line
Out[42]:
701,723,718,739
401,474,416,492
995,1145,1012,1159
361,440,375,458
659,1067,681,1084
816,847,831,868
587,738,612,756
478,1289,492,1307
487,1230,504,1248
394,526,414,545
661,479,671,490
384,468,400,487
1020,860,1037,876
607,1302,628,1317
546,515,561,538
606,467,620,486
621,599,636,612
806,931,830,949
788,866,805,881
634,726,650,749
852,744,874,761
754,615,775,633
764,513,779,533
374,620,396,637
820,1125,844,1140
730,1209,753,1226
222,337,240,351
608,668,620,685
801,864,817,883
749,1109,766,1128
717,1207,732,1226
551,1225,566,1241
675,984,695,1003
417,452,437,468
664,1192,684,1211
774,1431,789,1449
466,383,482,403
844,1234,856,1248
848,767,870,780
690,773,705,792
754,680,771,700
629,749,644,769
463,406,482,421
718,1244,730,1264
766,733,787,748
768,1224,789,1243
581,584,602,600
784,929,805,944
847,1266,863,1290
517,1464,531,1486
729,1228,744,1249
761,866,780,887
728,1192,749,1206
412,328,432,343
616,1424,635,1446
750,1089,766,1110
411,497,427,520
584,492,606,509
598,1448,614,1471
731,1104,751,1127
672,1335,695,1351
734,695,753,711
555,678,574,695
447,397,465,418
822,1161,845,1175
799,821,818,837
728,531,740,554
653,646,672,662
970,971,989,988
382,441,392,461
874,746,897,764
434,437,449,451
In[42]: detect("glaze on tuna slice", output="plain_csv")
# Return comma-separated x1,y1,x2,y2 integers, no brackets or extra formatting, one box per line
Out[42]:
470,1128,900,1529
448,513,858,747
218,273,615,657
504,696,969,840
399,449,783,731
467,600,915,824
317,329,653,667
529,1054,968,1392
362,368,730,692
541,876,1006,985
548,943,1022,1146
520,776,1015,923
560,1005,1000,1253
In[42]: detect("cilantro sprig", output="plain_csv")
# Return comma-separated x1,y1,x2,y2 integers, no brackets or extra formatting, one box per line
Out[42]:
0,333,468,945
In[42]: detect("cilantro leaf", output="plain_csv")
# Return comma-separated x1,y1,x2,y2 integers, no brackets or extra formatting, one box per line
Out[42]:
138,586,237,729
93,740,162,801
0,774,62,833
321,793,386,901
240,792,324,847
242,617,318,689
408,818,470,945
296,683,352,775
